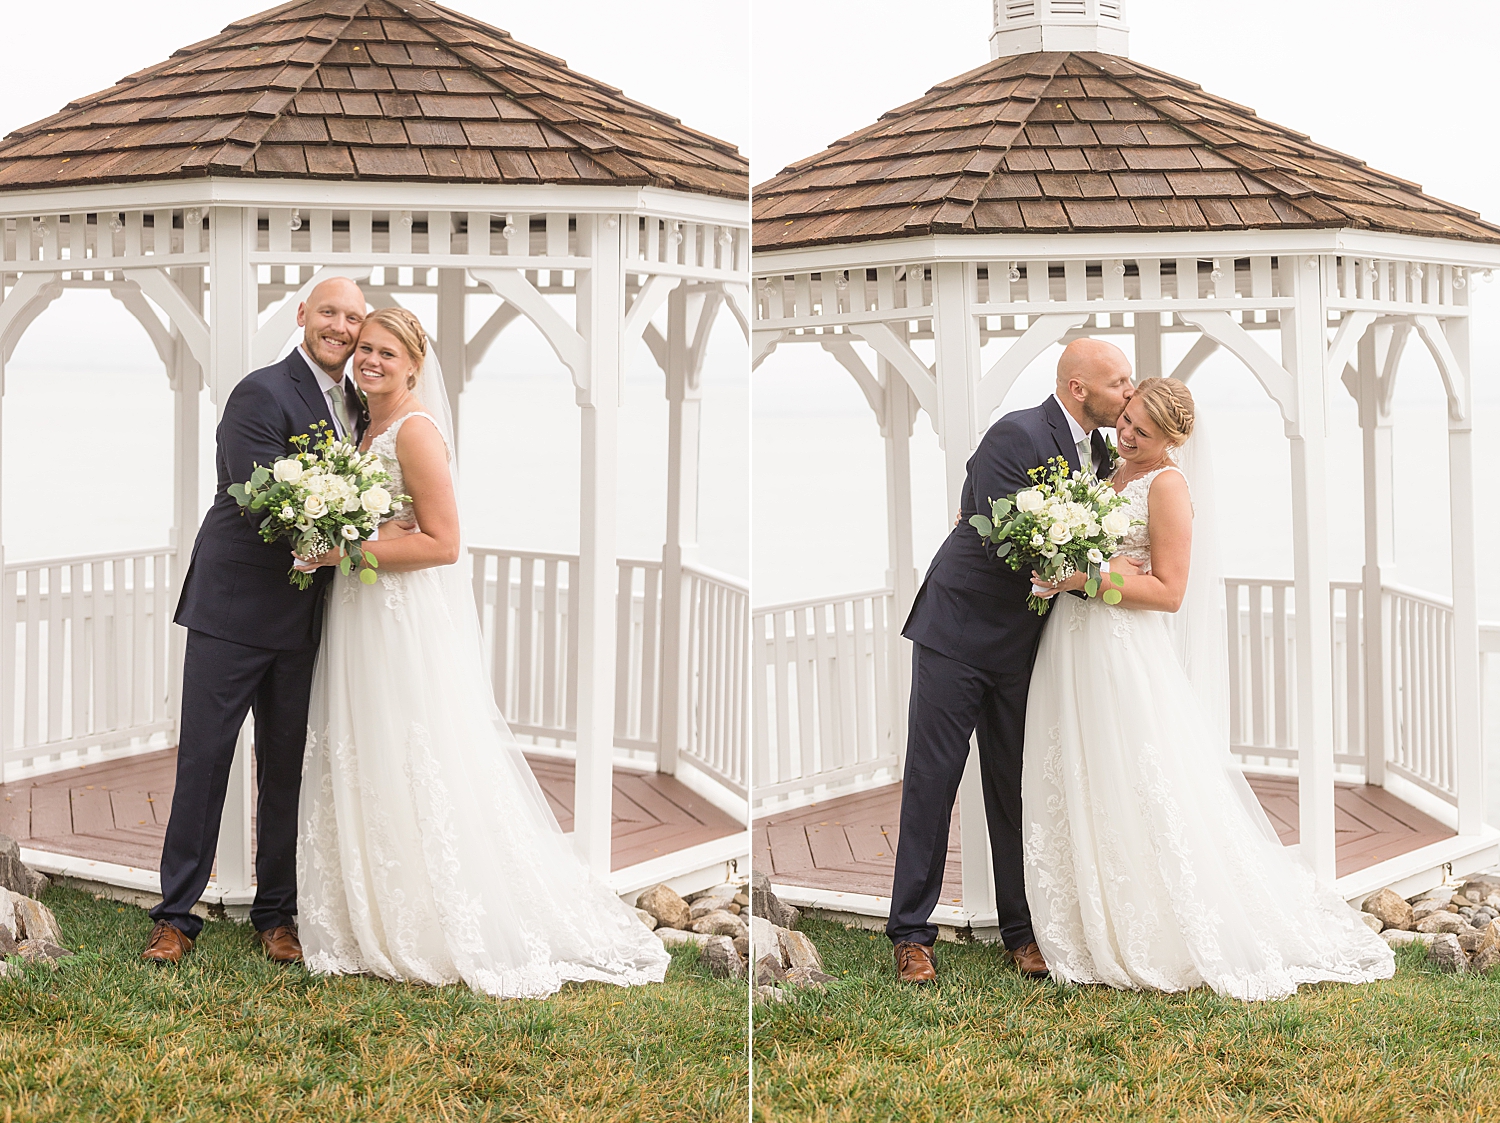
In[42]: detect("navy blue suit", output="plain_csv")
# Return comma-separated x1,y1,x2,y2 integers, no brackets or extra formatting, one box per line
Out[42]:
153,349,367,938
889,396,1109,949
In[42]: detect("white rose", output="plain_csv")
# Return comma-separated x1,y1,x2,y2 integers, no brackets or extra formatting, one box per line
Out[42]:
1041,542,1058,558
341,495,362,514
303,493,328,519
1102,509,1131,537
272,459,303,483
1030,533,1044,549
361,486,392,515
1015,489,1044,514
1048,523,1072,545
279,506,295,522
1087,548,1104,565
340,524,360,541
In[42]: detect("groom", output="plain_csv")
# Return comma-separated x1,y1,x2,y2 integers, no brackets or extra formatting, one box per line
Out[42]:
142,277,371,965
888,338,1135,983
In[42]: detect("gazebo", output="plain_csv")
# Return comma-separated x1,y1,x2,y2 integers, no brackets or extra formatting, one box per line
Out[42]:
0,0,750,910
752,0,1500,932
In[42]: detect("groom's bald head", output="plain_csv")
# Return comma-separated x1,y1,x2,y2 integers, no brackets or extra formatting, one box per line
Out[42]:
1056,338,1134,432
297,277,366,376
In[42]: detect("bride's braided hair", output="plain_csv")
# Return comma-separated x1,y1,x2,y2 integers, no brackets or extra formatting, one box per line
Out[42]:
1132,376,1195,447
362,307,428,389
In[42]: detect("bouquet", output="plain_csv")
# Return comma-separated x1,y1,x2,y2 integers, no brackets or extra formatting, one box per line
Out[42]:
969,456,1137,615
228,421,410,590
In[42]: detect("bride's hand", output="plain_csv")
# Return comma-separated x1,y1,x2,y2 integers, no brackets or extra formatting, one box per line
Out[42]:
292,546,342,572
1032,569,1088,598
378,519,418,541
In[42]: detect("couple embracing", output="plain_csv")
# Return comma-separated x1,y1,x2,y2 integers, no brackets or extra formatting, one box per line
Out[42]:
890,339,1395,1001
140,277,669,997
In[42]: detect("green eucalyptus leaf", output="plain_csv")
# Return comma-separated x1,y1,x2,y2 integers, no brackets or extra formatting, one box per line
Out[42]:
1085,578,1099,598
993,497,1013,516
363,550,379,569
339,556,352,576
359,568,379,585
1111,572,1125,587
996,542,1012,557
1103,588,1123,605
969,514,993,536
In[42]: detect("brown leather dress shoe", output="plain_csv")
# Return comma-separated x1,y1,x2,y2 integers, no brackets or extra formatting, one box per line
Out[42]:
140,920,194,964
1010,941,1049,979
257,924,304,964
894,941,936,984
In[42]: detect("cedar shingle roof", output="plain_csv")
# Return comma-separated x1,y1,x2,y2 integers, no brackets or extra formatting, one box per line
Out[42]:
0,0,747,199
754,51,1500,250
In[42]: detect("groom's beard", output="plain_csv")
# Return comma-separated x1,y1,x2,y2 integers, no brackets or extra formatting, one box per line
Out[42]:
1080,395,1120,432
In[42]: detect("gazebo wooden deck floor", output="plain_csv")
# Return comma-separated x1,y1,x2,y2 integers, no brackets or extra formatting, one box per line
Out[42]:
2,748,743,875
756,775,1455,905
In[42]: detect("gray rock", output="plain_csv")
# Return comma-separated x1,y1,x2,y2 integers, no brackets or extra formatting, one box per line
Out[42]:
699,935,745,979
1479,918,1500,955
1382,929,1437,948
1416,911,1468,935
687,882,740,905
690,894,736,921
1359,913,1384,934
1427,932,1469,973
733,893,750,909
1457,874,1500,899
0,836,47,899
1458,929,1487,954
783,966,837,988
755,954,787,987
779,929,824,971
10,894,61,945
749,869,800,929
655,928,712,949
754,984,787,1004
1413,886,1456,907
634,908,658,931
749,915,784,966
690,910,749,941
733,936,749,960
1474,945,1500,974
1485,893,1500,911
1362,888,1414,931
1412,899,1453,922
15,939,72,962
636,884,692,932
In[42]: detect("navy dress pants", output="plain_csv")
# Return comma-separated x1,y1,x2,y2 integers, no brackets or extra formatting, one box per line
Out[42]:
150,629,317,939
886,642,1037,951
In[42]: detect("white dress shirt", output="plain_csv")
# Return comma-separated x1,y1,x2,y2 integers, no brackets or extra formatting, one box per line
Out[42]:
1052,392,1092,472
300,345,348,439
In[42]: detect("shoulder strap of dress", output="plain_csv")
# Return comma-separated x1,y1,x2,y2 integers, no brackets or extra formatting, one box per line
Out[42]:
385,410,450,458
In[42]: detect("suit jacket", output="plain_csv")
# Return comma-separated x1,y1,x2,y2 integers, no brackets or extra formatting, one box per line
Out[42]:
902,396,1110,672
175,349,368,650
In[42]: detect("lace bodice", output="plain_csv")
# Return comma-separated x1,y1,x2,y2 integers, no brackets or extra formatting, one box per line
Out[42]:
1111,465,1184,569
367,411,442,522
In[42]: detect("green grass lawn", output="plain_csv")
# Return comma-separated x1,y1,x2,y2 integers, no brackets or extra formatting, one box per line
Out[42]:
0,886,747,1122
752,918,1500,1122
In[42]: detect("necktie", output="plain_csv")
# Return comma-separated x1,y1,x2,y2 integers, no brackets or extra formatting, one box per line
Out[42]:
328,383,347,438
1078,435,1092,475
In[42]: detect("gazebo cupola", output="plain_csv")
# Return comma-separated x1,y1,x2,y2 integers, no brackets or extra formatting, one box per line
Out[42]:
990,0,1129,59
0,0,750,902
752,0,1500,922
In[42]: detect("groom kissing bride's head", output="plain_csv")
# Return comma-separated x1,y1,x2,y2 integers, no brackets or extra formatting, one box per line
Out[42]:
1055,337,1135,432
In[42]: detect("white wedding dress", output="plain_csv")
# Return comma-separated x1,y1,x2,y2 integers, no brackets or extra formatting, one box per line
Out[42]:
1021,465,1395,1000
296,411,670,998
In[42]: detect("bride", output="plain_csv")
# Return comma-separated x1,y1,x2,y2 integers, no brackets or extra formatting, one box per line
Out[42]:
293,307,670,998
1023,376,1394,1001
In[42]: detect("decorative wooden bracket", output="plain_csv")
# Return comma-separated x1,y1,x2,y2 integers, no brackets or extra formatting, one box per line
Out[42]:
848,322,938,421
1412,314,1469,423
720,283,751,343
751,329,782,369
469,267,586,388
465,302,522,372
623,275,679,348
109,287,175,371
123,268,210,375
820,338,886,431
1169,335,1219,383
974,311,1089,421
1177,309,1297,428
0,273,63,375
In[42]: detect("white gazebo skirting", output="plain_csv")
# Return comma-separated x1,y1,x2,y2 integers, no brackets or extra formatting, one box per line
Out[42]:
752,226,1500,911
1,176,751,899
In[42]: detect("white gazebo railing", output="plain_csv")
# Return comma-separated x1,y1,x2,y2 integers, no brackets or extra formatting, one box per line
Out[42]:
4,545,749,801
753,578,1476,817
2,548,176,775
753,588,901,809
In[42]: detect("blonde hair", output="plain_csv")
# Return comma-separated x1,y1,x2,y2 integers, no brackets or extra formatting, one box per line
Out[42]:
1132,376,1195,447
362,307,428,389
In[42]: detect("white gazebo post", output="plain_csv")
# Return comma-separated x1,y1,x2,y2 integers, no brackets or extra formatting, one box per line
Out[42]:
208,204,258,896
166,263,204,726
882,355,918,768
573,213,625,874
435,267,467,452
1354,324,1398,790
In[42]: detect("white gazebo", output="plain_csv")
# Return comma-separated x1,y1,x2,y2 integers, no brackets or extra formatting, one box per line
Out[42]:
752,0,1500,927
0,0,749,909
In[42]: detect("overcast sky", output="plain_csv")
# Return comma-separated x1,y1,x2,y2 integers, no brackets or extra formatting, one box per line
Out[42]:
0,0,748,160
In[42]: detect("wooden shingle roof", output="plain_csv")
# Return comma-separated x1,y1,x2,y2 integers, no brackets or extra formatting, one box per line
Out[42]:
0,0,747,199
754,51,1500,250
